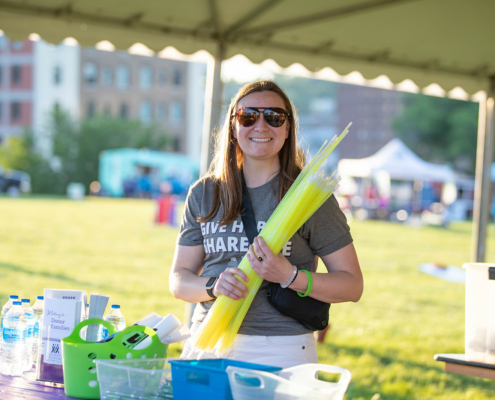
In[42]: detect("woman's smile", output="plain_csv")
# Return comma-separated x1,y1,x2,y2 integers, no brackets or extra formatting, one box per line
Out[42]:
250,137,272,142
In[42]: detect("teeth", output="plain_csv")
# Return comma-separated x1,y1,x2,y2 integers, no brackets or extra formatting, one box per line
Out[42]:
250,138,272,142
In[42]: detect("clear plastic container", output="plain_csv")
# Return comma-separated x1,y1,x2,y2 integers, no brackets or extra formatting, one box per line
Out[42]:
94,358,173,400
226,363,351,400
464,263,494,363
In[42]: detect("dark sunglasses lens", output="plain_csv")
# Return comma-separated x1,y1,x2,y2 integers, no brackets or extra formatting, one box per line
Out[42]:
237,109,259,127
264,109,286,127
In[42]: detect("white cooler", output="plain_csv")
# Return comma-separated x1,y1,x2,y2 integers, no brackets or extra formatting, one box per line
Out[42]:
464,263,495,363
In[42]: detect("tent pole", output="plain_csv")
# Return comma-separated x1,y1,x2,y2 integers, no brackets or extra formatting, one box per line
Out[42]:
185,43,225,330
200,42,226,176
471,76,495,262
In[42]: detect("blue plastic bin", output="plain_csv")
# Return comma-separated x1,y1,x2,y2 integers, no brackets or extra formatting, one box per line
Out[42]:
169,358,282,400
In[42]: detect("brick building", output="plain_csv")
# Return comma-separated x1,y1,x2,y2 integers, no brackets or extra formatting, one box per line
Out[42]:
0,33,206,158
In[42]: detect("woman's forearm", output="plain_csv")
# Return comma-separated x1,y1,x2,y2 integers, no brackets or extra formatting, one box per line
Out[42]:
169,268,213,303
289,270,363,303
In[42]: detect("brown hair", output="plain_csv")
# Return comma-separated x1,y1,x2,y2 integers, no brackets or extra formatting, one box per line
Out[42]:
199,81,304,225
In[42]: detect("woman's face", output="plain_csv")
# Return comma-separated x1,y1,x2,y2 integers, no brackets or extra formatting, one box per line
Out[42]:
233,91,290,165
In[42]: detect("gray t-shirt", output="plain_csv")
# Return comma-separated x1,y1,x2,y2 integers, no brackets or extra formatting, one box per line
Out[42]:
177,174,353,336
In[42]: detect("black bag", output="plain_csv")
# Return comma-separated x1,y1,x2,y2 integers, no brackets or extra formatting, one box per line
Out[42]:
240,178,330,331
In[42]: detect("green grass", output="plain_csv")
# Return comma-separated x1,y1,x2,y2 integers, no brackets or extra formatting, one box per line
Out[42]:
1,197,494,399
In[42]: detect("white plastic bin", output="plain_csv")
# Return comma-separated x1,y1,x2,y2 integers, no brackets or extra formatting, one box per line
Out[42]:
464,263,495,363
94,358,173,399
226,363,351,400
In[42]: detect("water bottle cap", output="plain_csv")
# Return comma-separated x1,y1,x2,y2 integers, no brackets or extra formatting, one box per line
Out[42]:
12,301,21,306
111,305,120,309
37,296,44,300
21,299,30,303
9,295,18,299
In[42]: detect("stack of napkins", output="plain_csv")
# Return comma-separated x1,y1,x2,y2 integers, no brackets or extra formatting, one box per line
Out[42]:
85,293,110,341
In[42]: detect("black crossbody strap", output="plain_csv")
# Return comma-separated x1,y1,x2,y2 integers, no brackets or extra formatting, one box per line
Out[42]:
241,177,258,245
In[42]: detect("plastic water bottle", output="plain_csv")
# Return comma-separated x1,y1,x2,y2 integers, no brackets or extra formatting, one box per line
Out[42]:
0,295,19,361
98,305,126,341
21,299,35,371
0,301,25,376
32,296,44,365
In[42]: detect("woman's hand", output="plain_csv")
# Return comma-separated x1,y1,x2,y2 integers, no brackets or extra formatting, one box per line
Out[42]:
213,267,249,300
247,237,293,284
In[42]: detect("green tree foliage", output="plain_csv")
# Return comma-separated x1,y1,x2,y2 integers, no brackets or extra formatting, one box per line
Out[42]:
392,94,479,174
4,106,171,194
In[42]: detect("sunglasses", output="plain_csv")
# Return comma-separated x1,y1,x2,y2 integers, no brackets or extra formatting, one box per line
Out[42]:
232,107,290,128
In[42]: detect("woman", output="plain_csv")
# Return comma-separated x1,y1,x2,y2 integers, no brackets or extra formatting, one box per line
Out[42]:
169,81,363,368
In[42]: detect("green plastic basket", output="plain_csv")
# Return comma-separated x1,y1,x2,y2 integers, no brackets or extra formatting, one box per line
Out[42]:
61,318,168,399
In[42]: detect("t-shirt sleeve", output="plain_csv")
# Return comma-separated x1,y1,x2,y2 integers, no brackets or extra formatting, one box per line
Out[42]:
298,194,353,256
177,182,204,246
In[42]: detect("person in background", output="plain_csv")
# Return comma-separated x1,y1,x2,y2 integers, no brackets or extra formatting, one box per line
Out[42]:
169,81,363,368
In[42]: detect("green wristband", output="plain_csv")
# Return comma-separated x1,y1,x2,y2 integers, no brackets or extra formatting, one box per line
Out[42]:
297,269,312,297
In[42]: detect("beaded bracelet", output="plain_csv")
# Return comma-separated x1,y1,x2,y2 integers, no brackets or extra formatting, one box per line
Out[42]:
281,265,298,289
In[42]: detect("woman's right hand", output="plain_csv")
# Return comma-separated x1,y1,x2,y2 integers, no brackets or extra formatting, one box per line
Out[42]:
213,268,249,300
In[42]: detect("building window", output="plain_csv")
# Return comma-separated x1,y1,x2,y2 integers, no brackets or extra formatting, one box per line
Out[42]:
157,69,166,85
83,62,98,85
120,103,129,119
103,104,111,116
11,66,21,84
172,137,181,152
53,66,62,85
11,41,23,50
173,69,182,86
87,100,95,118
101,66,112,86
140,101,153,124
170,101,182,125
11,102,21,121
116,65,130,90
156,102,166,121
139,66,153,91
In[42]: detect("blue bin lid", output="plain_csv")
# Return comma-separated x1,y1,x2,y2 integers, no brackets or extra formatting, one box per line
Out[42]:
168,358,281,374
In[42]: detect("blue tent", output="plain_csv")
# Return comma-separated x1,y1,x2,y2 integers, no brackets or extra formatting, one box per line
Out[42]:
99,148,199,197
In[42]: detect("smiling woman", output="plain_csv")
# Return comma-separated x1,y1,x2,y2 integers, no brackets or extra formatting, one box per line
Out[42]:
169,81,362,368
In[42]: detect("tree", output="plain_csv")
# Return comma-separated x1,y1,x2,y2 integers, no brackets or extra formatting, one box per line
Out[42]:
392,94,479,174
4,106,172,194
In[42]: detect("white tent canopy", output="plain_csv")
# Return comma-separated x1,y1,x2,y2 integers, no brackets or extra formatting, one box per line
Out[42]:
0,0,493,261
338,138,456,182
0,0,494,94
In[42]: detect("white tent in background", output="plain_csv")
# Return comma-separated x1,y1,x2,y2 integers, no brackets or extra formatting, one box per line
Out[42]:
338,138,455,183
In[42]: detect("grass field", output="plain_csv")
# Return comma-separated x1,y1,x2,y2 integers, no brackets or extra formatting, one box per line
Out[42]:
1,197,495,399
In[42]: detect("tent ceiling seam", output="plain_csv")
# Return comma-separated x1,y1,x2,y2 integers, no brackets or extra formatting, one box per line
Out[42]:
232,0,420,38
238,38,491,80
223,0,285,37
0,1,197,37
207,0,222,38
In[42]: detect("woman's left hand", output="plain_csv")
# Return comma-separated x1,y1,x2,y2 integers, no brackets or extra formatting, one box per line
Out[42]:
247,237,293,284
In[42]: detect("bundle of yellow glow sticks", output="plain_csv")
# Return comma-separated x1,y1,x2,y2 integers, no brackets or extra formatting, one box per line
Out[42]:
191,123,352,354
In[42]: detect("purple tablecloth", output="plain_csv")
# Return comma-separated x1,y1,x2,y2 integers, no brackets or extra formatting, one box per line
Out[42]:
0,370,75,399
